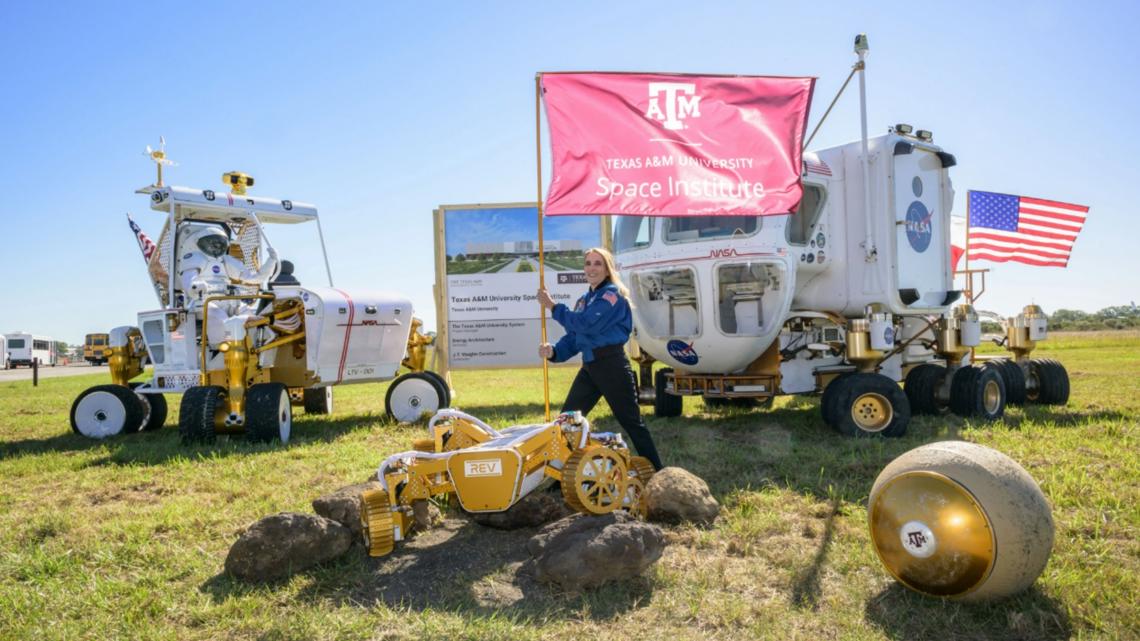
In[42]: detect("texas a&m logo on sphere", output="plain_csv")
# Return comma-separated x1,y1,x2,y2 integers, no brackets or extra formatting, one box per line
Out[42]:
645,82,701,130
667,339,700,366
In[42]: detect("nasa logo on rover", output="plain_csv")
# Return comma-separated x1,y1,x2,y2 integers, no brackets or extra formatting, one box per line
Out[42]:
905,201,933,252
667,340,699,365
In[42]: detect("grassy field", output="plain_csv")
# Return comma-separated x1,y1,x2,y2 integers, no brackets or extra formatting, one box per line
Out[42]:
1,332,1137,640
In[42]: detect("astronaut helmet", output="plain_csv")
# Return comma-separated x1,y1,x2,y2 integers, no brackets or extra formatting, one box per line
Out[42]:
187,227,230,258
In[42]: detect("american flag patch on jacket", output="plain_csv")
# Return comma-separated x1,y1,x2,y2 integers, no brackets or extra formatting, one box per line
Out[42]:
602,291,618,305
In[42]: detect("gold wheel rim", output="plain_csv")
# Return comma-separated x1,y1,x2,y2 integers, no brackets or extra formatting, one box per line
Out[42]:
360,489,395,557
869,471,996,597
562,446,627,514
622,477,647,518
983,379,1002,413
851,392,892,432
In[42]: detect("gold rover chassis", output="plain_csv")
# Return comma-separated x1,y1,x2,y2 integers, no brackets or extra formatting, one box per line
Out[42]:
360,410,655,557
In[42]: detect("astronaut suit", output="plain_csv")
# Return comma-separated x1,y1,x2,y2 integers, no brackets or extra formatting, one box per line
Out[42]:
178,227,279,355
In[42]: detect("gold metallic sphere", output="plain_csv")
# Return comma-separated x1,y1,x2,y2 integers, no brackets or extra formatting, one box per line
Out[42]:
868,441,1054,601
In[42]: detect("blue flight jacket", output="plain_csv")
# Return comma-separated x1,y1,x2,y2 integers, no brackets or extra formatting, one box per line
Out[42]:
550,281,632,363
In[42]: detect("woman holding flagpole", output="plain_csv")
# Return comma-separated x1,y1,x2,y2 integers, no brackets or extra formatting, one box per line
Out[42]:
538,247,664,470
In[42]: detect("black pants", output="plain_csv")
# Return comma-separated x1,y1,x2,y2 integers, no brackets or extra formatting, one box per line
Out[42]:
561,352,664,470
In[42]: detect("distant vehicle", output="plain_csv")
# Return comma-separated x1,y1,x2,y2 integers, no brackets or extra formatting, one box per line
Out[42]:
84,333,110,365
1,336,6,369
4,333,56,368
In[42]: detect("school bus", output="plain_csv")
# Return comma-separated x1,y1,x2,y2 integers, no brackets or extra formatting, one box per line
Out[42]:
84,333,110,365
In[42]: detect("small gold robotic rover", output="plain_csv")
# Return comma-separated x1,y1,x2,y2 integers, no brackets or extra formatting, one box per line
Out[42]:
360,410,655,556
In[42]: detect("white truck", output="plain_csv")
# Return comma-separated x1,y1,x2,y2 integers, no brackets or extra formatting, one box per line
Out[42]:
70,167,449,442
616,36,1069,437
4,333,56,368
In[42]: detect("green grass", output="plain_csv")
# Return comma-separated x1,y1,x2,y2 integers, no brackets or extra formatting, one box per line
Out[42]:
1,332,1137,640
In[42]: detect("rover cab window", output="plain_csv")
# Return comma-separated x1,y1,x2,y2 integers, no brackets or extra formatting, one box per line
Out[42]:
612,215,651,253
786,184,825,245
664,215,759,243
715,263,783,336
630,267,700,338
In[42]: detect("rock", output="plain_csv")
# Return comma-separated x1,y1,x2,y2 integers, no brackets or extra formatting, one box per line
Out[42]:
527,512,666,591
472,491,572,530
412,500,443,530
312,481,382,540
644,467,720,526
225,512,352,582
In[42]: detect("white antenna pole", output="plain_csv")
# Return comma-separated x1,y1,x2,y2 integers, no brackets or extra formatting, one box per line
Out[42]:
316,216,334,287
856,34,877,264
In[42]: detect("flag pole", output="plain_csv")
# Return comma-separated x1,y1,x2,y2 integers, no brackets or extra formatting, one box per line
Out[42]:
535,74,551,421
964,190,972,303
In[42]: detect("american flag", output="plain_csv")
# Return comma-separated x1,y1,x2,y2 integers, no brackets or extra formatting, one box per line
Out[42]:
126,213,157,262
967,191,1088,267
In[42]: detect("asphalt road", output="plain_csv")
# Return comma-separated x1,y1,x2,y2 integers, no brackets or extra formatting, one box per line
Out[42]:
0,363,108,383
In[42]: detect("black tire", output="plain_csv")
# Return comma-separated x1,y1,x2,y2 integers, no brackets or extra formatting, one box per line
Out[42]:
420,370,452,408
385,372,447,423
949,365,1006,420
179,386,224,444
1028,358,1070,405
985,360,1027,406
904,364,948,416
302,387,334,415
831,373,910,438
653,368,682,418
128,382,168,431
820,372,854,428
70,385,145,439
247,383,292,444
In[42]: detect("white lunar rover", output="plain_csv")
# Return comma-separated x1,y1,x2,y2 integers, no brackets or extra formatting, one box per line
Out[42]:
615,35,1070,436
70,154,449,443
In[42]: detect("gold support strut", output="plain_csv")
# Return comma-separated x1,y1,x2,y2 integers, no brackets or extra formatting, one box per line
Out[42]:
535,74,550,421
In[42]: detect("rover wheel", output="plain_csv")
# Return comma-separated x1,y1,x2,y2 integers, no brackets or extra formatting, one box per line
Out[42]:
562,446,628,515
129,383,168,431
385,372,446,423
820,372,854,427
360,488,396,557
832,373,910,438
653,368,682,418
629,455,657,483
246,383,292,444
621,477,648,519
420,370,452,408
70,385,145,439
302,386,334,415
950,365,1006,421
179,386,225,444
985,360,1026,406
905,364,948,416
1027,359,1070,405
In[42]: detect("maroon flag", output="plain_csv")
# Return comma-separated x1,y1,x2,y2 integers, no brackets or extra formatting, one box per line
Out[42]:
541,73,815,217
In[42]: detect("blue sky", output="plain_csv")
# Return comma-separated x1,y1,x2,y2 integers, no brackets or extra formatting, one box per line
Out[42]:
2,1,1137,343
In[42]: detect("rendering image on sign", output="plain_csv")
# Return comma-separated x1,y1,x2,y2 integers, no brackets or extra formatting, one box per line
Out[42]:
438,204,602,369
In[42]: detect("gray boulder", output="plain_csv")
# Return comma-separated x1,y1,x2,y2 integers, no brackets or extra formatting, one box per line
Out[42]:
225,512,352,582
472,491,572,530
527,511,665,591
644,467,720,526
312,481,382,540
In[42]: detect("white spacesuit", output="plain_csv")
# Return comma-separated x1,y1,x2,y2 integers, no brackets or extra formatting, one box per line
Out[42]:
178,226,279,348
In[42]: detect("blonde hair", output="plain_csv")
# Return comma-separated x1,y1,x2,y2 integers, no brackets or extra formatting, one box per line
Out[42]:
585,247,630,299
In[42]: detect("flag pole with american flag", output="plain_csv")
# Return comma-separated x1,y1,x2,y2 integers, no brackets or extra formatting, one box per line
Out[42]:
966,191,1089,268
126,213,165,305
